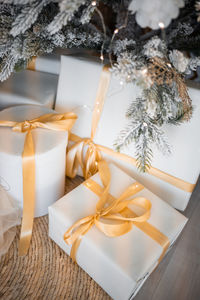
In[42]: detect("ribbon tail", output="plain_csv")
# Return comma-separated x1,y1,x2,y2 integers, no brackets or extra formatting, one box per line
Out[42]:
70,236,83,263
69,222,93,263
18,130,35,256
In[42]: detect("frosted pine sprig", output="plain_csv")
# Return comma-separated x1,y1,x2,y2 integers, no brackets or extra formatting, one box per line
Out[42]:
0,0,35,4
47,0,86,35
10,0,50,37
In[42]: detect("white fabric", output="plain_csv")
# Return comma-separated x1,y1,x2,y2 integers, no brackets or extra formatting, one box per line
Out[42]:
0,185,20,258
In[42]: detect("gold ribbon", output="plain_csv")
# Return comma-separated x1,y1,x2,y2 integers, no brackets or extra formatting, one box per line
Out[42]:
27,56,37,71
0,112,77,256
64,161,170,263
66,65,195,193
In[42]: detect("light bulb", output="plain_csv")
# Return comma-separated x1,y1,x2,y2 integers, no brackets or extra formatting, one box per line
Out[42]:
158,22,165,29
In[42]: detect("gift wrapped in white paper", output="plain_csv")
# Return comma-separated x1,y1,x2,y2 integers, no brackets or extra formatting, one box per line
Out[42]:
49,163,188,300
0,70,58,111
55,55,200,211
27,54,60,75
0,105,68,217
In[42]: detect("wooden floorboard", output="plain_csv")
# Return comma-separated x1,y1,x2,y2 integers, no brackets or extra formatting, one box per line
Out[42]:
135,176,200,300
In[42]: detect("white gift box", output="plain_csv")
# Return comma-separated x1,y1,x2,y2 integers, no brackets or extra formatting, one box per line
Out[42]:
55,55,200,211
0,69,58,110
49,163,188,300
0,104,68,217
27,54,60,75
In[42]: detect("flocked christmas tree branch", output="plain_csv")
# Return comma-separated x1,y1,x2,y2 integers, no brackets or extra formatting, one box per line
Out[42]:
0,0,200,171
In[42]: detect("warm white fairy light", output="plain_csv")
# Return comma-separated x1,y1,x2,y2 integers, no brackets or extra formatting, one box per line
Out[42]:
158,22,165,29
142,68,148,75
109,12,129,67
158,22,166,42
91,1,96,6
94,5,106,63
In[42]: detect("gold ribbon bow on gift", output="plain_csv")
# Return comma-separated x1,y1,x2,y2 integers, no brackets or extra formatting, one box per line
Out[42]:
64,161,170,263
66,135,102,179
0,112,77,256
66,64,195,193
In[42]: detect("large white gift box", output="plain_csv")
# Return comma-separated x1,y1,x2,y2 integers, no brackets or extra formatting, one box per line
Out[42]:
0,70,58,111
0,104,70,217
55,55,200,211
49,163,188,300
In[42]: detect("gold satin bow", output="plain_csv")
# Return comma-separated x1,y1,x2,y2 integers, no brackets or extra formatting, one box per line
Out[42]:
66,135,102,179
64,161,154,262
0,112,77,256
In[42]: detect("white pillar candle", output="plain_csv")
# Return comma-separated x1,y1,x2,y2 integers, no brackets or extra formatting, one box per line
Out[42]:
0,105,68,217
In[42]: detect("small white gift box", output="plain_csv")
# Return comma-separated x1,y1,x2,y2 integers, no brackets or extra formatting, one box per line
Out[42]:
0,104,71,217
55,55,200,211
49,163,187,300
0,70,58,111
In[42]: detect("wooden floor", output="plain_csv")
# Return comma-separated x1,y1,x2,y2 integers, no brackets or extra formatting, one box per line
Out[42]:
135,176,200,300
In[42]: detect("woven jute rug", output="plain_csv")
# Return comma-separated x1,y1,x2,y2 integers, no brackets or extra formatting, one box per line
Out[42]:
0,177,111,300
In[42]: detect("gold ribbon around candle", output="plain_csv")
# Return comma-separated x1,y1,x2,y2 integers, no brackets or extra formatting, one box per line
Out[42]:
0,112,77,256
64,161,170,263
66,65,195,193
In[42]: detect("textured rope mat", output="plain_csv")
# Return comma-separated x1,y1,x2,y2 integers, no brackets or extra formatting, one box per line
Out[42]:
0,177,110,300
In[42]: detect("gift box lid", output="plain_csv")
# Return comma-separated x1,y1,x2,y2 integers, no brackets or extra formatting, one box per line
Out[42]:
49,163,188,283
0,105,68,157
0,70,58,110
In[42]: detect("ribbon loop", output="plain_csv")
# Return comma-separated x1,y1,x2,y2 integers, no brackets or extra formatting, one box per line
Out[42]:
0,111,77,256
66,134,102,179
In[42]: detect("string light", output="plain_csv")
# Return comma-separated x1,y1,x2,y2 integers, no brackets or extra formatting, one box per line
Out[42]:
158,22,165,29
142,68,147,75
158,21,166,42
94,5,106,64
109,11,129,67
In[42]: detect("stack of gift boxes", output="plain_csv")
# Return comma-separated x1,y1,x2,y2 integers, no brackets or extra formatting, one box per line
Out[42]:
0,54,199,299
